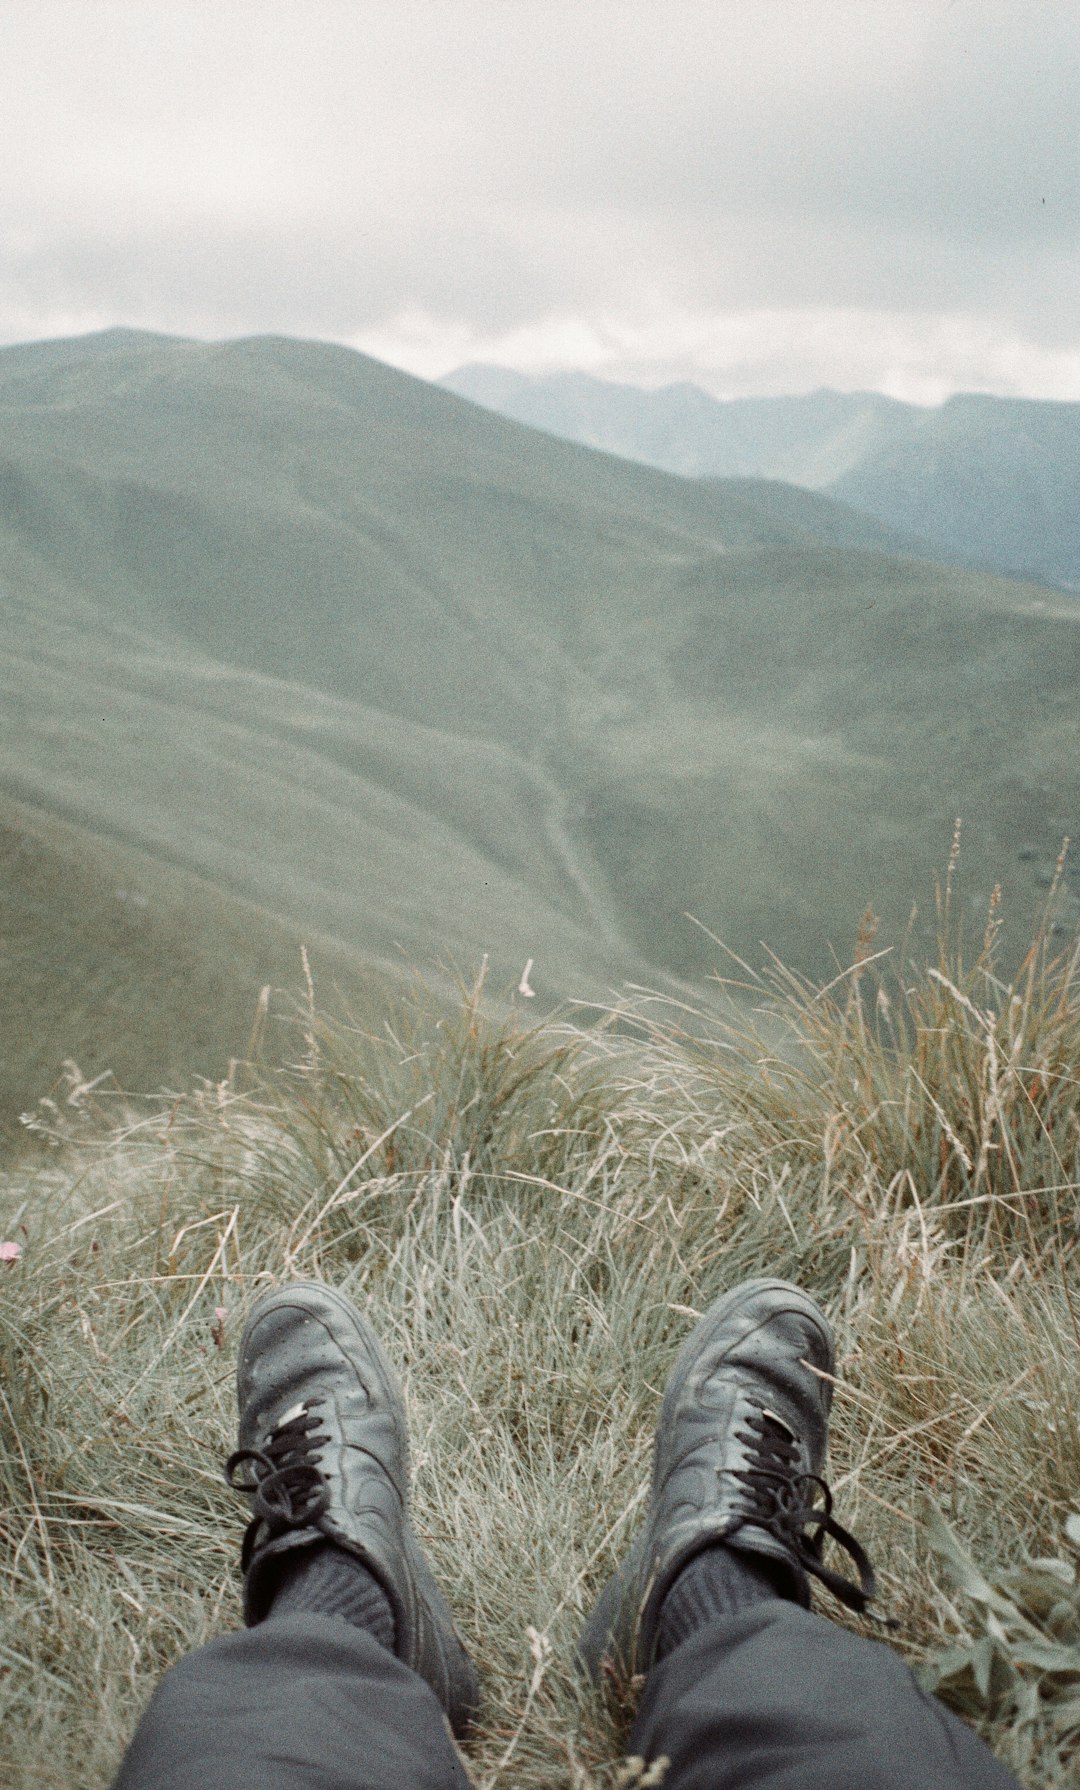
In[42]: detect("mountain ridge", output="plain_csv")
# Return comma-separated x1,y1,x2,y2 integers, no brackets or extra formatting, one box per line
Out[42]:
440,363,1080,591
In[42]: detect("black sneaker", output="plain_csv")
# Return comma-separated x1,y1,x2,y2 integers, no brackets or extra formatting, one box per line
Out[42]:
578,1277,879,1682
225,1280,479,1737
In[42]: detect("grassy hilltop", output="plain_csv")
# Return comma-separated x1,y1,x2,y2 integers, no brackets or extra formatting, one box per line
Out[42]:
2,329,1079,1131
1,906,1078,1787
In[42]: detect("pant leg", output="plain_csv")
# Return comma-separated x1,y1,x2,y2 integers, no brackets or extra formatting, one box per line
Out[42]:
627,1601,1020,1790
112,1613,470,1790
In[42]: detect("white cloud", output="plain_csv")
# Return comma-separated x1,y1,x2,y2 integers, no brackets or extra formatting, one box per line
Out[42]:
1,1,1078,398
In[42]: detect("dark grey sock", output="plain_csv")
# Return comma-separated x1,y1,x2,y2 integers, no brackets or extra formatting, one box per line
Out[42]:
658,1544,795,1658
266,1542,396,1651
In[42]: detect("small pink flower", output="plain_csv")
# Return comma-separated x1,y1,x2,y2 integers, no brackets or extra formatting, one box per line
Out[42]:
0,1241,23,1263
214,1306,228,1322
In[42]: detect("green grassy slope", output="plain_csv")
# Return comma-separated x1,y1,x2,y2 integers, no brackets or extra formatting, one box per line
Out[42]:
572,548,1080,978
0,554,648,1135
0,788,406,1142
2,329,1079,1133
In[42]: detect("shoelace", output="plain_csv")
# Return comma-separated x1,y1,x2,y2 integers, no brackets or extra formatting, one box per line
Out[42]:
225,1397,332,1572
730,1407,893,1623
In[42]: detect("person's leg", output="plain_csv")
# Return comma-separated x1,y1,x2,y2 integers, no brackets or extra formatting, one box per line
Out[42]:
627,1581,1018,1790
112,1280,478,1790
112,1613,468,1790
579,1277,1021,1790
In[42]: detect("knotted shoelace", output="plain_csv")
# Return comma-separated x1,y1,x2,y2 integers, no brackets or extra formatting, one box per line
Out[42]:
730,1406,894,1623
225,1397,332,1572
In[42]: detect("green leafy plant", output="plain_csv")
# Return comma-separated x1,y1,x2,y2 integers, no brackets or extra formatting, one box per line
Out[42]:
919,1503,1080,1780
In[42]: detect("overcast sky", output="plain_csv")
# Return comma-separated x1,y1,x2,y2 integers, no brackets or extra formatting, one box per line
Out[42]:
2,1,1078,401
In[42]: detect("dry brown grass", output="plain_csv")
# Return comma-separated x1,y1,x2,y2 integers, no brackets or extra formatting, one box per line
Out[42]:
1,906,1077,1787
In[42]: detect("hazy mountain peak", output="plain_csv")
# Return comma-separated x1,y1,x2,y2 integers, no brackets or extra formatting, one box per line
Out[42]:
439,363,1080,591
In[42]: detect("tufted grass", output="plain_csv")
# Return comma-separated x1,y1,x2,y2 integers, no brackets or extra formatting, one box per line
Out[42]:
1,897,1078,1788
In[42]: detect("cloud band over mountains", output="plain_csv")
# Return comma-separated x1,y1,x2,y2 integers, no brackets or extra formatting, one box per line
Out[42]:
2,1,1078,399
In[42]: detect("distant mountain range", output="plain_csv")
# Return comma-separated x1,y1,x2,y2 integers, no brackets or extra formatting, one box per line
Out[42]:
1,329,1078,1134
440,366,1080,593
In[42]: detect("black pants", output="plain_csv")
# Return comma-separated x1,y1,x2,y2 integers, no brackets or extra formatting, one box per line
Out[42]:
112,1603,1020,1790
